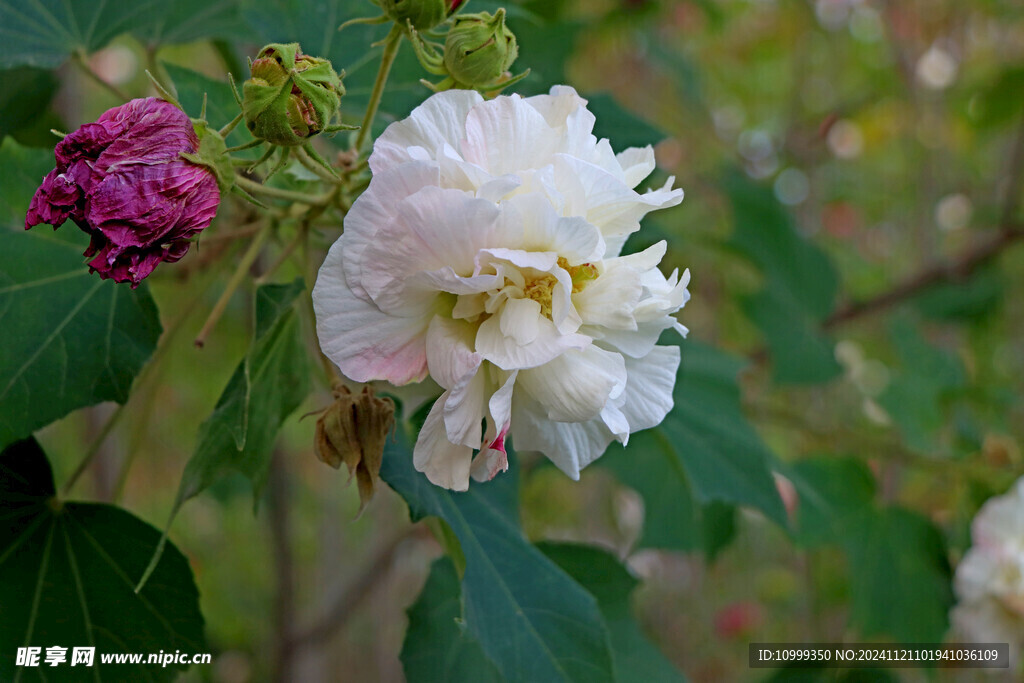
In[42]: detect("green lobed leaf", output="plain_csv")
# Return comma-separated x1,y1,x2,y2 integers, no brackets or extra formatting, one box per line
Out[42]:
131,0,248,47
538,543,688,683
176,279,311,506
789,455,953,642
401,556,503,683
785,456,876,548
0,0,246,69
601,337,787,550
0,138,59,230
0,227,162,450
723,168,842,384
380,428,617,683
0,68,59,144
586,92,666,151
877,319,966,453
843,506,953,643
0,438,206,681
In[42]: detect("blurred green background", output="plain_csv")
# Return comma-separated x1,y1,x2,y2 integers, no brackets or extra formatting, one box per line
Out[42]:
10,0,1024,680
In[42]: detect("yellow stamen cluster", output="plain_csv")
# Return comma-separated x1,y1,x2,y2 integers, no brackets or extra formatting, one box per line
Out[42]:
524,273,558,317
522,258,599,319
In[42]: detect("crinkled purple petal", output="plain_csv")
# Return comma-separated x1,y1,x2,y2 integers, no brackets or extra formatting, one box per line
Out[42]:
25,170,81,229
94,100,198,174
26,97,221,286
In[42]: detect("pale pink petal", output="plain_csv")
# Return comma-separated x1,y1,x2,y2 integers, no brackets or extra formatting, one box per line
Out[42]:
313,244,430,385
342,161,441,299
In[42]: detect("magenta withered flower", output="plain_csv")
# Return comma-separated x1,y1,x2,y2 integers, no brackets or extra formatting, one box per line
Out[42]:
25,97,221,286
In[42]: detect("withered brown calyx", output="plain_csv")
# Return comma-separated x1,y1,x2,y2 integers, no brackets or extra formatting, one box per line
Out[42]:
314,385,395,512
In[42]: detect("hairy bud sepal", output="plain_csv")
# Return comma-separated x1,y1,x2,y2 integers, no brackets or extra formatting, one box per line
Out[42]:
243,43,344,147
411,9,529,94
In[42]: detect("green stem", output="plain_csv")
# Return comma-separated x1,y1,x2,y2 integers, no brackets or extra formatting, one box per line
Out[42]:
256,224,308,285
219,112,245,138
354,24,403,153
235,176,333,206
194,222,273,348
62,402,127,497
295,146,343,184
72,51,130,101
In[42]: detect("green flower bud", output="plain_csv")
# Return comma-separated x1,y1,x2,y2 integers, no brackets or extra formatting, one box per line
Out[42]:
243,43,343,146
444,9,518,88
379,0,462,31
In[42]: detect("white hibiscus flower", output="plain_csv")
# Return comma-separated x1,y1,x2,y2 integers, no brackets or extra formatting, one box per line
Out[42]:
952,477,1024,657
313,85,687,490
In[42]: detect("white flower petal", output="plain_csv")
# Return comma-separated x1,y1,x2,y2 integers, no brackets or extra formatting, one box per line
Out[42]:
616,146,657,189
414,396,473,491
361,186,501,303
517,346,627,422
617,345,679,431
426,316,481,390
313,244,430,385
478,247,559,273
341,161,441,299
463,94,564,175
574,262,643,330
499,297,542,346
476,313,590,370
524,85,591,131
511,395,614,480
497,192,605,263
444,367,486,448
553,155,684,256
371,90,483,174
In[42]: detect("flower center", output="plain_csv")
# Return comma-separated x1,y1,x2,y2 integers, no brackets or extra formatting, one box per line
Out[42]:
523,273,558,317
523,257,598,319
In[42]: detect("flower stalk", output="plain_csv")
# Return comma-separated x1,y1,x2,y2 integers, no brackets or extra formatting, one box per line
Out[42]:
194,221,273,348
354,24,403,153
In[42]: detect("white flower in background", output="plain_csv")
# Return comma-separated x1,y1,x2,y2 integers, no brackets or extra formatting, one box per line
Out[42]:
313,86,687,490
952,477,1024,654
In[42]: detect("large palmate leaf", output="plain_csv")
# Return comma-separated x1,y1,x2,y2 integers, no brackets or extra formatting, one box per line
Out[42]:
0,68,59,143
0,139,59,230
789,456,953,643
843,505,953,643
401,556,503,683
601,338,786,552
587,93,666,151
0,0,244,69
0,438,205,681
877,319,966,453
0,228,162,450
381,430,616,683
723,168,842,384
538,543,687,683
176,279,310,505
